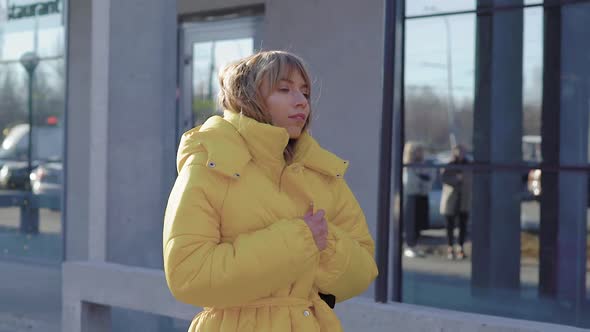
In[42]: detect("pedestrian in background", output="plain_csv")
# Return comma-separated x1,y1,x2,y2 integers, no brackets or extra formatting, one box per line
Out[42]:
163,50,378,332
440,144,472,260
402,142,432,258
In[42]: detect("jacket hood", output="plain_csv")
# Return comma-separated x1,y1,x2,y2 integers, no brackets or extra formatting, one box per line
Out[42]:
176,111,349,179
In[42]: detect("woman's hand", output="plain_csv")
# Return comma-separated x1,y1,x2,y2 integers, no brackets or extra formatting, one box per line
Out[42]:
303,203,328,251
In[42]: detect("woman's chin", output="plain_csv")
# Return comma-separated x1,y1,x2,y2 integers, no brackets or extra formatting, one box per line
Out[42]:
287,128,303,139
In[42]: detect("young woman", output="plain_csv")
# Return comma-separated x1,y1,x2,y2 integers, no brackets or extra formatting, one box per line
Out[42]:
163,50,378,332
440,144,472,260
402,142,432,258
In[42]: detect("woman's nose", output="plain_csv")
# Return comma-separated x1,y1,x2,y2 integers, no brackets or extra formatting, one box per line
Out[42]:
294,91,308,107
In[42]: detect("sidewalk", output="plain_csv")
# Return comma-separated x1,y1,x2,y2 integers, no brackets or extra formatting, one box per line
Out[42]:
0,261,60,332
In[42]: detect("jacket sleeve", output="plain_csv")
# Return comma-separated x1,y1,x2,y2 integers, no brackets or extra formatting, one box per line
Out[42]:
314,179,378,302
163,162,319,308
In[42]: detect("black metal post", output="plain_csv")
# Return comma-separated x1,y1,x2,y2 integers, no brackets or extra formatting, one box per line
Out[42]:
19,52,40,235
376,0,404,303
27,69,34,176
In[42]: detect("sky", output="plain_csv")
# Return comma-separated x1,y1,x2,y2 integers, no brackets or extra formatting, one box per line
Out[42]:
0,0,63,61
405,2,544,104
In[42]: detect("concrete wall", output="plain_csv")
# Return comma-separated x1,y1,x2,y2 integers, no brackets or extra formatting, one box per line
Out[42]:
104,0,177,269
177,0,263,17
65,0,91,261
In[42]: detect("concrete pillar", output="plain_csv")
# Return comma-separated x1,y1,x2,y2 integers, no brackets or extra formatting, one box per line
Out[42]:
65,0,92,262
472,0,524,291
539,1,589,312
64,0,177,330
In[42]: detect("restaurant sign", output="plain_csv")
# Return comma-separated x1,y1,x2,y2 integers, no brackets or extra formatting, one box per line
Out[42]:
7,0,61,20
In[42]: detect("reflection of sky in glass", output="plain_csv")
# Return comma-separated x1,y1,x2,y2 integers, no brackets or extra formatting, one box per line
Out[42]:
523,7,543,105
0,0,63,60
2,27,63,59
406,0,475,16
407,0,542,16
405,9,542,104
405,14,475,100
192,38,253,99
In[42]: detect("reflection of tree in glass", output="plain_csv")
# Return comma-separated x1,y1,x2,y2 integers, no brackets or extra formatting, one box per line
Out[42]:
406,74,542,156
0,59,64,138
0,67,26,137
406,86,473,153
33,59,65,125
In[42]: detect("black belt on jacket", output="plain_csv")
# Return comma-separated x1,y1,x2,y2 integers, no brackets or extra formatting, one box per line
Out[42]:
318,292,336,309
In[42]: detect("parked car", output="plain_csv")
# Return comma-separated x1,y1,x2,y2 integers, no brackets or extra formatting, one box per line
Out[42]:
30,161,62,196
0,123,62,190
0,161,34,189
526,169,590,206
30,161,62,210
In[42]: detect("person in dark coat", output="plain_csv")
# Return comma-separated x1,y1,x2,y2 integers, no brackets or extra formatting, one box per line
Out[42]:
440,144,472,260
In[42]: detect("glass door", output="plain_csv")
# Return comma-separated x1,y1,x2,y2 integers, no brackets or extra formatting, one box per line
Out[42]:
178,16,262,137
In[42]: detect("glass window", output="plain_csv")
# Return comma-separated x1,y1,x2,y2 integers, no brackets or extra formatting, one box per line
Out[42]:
404,13,475,159
401,3,588,328
192,38,254,126
405,2,544,18
406,1,475,17
179,16,261,134
402,168,588,326
0,0,64,263
522,7,543,163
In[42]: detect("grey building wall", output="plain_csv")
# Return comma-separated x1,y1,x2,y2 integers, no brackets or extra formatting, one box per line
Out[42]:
177,0,263,16
65,0,91,261
105,0,177,269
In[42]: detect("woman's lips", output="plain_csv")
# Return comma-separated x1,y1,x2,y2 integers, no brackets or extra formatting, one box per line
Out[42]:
289,113,307,121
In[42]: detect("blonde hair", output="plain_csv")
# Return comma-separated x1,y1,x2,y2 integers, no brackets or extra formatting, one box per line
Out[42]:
403,141,424,164
217,50,313,162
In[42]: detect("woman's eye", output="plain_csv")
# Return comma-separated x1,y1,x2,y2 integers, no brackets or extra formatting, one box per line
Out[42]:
279,87,290,92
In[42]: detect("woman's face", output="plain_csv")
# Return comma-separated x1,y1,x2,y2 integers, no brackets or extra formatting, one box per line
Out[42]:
263,70,310,139
415,148,424,162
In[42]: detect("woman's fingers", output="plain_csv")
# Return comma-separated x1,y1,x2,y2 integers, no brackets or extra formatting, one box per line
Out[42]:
314,209,325,220
301,206,329,250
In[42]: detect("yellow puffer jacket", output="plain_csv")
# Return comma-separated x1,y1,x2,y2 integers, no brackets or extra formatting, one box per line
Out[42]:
163,110,378,332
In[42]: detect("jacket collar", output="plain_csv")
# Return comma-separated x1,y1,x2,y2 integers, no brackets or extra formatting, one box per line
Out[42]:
223,110,289,169
178,110,349,179
293,132,349,178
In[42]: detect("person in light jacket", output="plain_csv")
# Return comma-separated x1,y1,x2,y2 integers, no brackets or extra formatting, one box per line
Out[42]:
402,142,432,258
163,50,378,332
440,144,472,260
